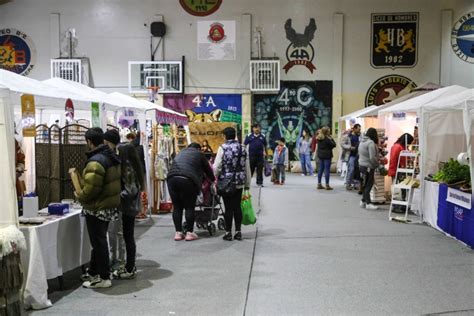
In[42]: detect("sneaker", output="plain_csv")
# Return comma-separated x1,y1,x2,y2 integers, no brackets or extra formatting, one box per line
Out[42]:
174,232,185,241
223,232,232,241
317,184,324,190
273,181,280,185
112,266,136,280
366,204,379,210
325,185,333,191
83,276,112,289
185,232,199,241
280,181,285,185
360,201,366,208
301,174,306,177
234,231,242,241
346,184,353,191
80,271,97,282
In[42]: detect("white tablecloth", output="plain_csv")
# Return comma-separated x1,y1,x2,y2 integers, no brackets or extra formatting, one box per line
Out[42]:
422,180,440,229
20,209,90,310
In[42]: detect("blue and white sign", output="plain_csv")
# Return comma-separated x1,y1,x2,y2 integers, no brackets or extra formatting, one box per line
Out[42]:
0,28,36,75
447,187,471,209
451,12,474,63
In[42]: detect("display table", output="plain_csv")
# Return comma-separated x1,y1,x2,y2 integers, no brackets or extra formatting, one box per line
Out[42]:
20,208,90,310
437,184,474,248
422,180,440,229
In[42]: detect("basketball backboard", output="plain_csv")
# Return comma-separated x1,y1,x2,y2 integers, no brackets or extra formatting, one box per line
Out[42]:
128,61,183,94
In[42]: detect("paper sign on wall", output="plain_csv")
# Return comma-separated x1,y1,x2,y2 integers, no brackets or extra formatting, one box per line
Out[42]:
197,21,236,60
21,94,35,137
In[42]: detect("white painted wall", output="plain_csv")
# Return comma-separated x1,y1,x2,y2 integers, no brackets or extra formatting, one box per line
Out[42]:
0,0,473,122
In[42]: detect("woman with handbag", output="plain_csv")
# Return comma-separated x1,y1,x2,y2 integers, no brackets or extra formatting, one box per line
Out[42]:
214,127,251,241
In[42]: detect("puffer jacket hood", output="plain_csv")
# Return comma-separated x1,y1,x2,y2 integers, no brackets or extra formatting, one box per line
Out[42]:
358,136,379,169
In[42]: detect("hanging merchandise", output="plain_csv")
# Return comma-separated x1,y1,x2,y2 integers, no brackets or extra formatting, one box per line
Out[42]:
21,94,35,137
370,129,388,204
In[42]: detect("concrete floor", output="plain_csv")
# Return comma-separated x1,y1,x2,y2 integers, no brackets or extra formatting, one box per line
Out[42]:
29,174,474,316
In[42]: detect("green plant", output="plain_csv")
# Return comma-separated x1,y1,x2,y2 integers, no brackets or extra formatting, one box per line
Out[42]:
433,158,471,184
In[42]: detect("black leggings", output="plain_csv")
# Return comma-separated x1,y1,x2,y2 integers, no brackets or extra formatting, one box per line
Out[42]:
222,188,243,232
167,176,198,233
122,214,136,272
360,166,375,204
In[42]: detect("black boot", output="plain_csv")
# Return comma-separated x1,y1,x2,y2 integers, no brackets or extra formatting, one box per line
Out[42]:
234,231,242,241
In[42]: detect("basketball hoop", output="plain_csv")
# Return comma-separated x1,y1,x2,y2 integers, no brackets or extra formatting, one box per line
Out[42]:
146,86,160,103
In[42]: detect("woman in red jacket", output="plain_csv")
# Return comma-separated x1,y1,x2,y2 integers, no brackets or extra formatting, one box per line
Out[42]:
388,133,415,178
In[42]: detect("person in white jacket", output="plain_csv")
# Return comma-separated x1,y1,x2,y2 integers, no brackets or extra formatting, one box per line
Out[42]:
273,137,289,185
213,127,251,241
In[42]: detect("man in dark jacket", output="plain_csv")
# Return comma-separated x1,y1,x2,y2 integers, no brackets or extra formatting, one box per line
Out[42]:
244,124,267,186
76,127,121,289
167,143,215,241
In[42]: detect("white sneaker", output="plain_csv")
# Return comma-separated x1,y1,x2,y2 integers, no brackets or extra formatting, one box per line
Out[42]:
83,276,112,289
359,201,366,208
366,204,379,210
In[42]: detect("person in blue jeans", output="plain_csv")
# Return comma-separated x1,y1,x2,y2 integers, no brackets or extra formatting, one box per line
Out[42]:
297,129,314,176
345,124,361,191
273,137,289,185
316,127,336,190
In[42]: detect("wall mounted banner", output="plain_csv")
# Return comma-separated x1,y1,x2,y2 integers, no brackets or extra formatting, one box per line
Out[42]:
365,74,417,107
197,21,235,60
253,81,332,160
65,98,74,123
0,28,36,75
21,94,36,137
451,12,474,63
180,0,222,17
164,94,242,126
371,13,419,68
91,102,100,127
189,122,236,152
283,18,317,74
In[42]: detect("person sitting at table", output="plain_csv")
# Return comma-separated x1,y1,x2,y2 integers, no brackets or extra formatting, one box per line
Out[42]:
76,127,121,289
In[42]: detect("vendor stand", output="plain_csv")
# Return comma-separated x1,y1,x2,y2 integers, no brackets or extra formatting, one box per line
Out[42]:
419,89,474,248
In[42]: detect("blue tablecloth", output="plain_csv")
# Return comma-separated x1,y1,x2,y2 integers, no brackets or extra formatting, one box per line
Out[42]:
437,184,474,248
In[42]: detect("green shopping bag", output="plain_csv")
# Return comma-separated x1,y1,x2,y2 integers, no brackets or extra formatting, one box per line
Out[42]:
241,190,257,225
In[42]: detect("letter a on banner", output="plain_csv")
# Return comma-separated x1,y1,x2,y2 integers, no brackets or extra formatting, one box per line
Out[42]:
21,94,36,137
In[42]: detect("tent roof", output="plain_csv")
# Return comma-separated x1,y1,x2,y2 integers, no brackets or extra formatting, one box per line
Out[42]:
378,85,467,115
360,82,442,118
340,105,378,121
0,70,96,109
423,89,474,112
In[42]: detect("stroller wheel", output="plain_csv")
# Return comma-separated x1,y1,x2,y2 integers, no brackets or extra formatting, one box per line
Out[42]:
217,218,225,231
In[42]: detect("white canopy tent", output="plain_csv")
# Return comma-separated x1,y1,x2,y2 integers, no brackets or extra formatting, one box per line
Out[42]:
378,85,468,150
360,83,442,122
419,89,474,229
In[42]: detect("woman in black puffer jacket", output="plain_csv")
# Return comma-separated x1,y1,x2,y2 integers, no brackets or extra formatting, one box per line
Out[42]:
112,143,144,279
316,126,336,190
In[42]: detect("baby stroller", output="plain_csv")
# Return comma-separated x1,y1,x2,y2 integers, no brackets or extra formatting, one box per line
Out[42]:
183,177,225,236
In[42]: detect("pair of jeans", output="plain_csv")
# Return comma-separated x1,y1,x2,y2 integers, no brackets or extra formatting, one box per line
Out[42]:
122,214,136,272
317,159,331,185
108,215,125,262
299,153,314,175
275,164,286,183
167,176,198,233
222,188,244,232
249,155,264,185
360,166,375,204
86,215,111,280
346,156,358,186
